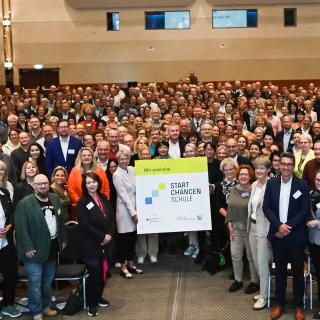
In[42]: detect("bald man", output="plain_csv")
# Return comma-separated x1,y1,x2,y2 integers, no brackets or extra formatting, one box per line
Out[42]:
15,174,66,320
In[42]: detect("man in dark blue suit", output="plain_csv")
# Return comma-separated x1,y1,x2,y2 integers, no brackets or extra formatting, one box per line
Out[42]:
263,152,309,320
45,120,82,179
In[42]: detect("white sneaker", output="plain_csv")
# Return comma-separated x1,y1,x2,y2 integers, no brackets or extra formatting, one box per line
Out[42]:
192,248,199,259
184,245,195,256
253,298,267,310
253,294,261,301
137,257,144,264
150,256,157,263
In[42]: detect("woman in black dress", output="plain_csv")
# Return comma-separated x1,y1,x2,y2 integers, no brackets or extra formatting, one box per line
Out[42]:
76,172,115,317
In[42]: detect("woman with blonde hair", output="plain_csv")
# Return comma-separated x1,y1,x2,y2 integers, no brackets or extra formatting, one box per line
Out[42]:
51,166,70,223
183,143,200,258
131,137,150,166
2,129,20,155
216,145,227,161
133,117,144,131
294,133,315,179
0,161,13,200
13,160,39,206
113,150,143,278
135,147,159,264
247,156,272,310
67,148,110,219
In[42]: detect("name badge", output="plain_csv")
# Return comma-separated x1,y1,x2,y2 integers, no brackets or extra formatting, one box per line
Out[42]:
86,123,91,127
241,192,250,198
316,202,320,209
68,149,75,154
293,190,302,199
86,202,94,210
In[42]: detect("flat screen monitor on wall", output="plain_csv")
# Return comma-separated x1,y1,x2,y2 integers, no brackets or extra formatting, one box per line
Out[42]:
145,11,190,30
212,9,257,28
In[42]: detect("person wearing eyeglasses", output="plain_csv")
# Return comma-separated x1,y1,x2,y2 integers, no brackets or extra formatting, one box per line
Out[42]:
293,133,314,179
226,165,259,294
15,174,66,320
308,170,320,319
303,140,320,190
263,152,309,320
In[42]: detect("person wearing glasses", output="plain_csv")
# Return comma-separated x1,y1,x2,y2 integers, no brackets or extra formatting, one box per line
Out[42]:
293,133,314,179
263,152,309,320
15,174,66,320
308,170,320,319
226,165,259,294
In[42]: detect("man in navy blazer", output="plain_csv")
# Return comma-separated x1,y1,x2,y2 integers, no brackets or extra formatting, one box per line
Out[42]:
275,115,295,153
263,152,309,320
45,120,82,179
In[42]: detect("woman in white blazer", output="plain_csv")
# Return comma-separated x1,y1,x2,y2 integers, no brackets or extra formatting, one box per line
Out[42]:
247,155,272,310
113,149,143,279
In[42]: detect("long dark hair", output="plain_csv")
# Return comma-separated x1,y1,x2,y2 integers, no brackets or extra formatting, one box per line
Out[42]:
28,142,46,174
81,172,102,196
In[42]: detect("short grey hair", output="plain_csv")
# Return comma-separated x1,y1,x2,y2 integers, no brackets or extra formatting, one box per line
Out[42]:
220,157,238,172
253,155,271,169
116,149,131,161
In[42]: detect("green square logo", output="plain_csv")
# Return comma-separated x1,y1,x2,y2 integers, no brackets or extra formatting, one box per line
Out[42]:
152,190,159,197
158,183,166,190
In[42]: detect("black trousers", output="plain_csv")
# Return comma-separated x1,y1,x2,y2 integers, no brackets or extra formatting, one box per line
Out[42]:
117,231,137,263
272,242,305,308
86,259,105,308
0,245,18,307
309,242,320,300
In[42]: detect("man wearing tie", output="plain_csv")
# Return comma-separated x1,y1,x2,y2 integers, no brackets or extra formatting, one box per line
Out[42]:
190,106,204,133
263,152,309,320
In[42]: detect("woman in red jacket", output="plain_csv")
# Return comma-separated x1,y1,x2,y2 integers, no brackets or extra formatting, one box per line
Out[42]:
67,148,110,219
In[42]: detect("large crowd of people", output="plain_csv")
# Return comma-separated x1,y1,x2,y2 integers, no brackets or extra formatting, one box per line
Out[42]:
0,74,320,319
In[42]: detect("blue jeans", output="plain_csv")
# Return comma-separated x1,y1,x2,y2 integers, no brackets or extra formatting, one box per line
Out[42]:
24,260,56,318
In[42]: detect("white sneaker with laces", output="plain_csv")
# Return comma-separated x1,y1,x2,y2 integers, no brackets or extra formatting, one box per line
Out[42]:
253,298,267,310
253,294,261,301
184,245,195,256
137,257,144,264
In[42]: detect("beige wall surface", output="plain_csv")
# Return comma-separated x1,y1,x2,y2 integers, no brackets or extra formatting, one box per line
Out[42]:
9,0,320,85
0,4,6,86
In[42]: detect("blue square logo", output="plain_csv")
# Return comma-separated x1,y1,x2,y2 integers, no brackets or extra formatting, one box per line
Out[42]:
145,197,152,205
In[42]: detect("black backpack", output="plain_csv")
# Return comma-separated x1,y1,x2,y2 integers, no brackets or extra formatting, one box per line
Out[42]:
60,284,83,315
202,251,226,275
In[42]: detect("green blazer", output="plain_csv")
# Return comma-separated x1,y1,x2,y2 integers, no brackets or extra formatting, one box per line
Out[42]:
15,193,67,263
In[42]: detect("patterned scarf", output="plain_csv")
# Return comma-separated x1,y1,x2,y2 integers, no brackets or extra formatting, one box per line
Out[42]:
221,178,238,204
